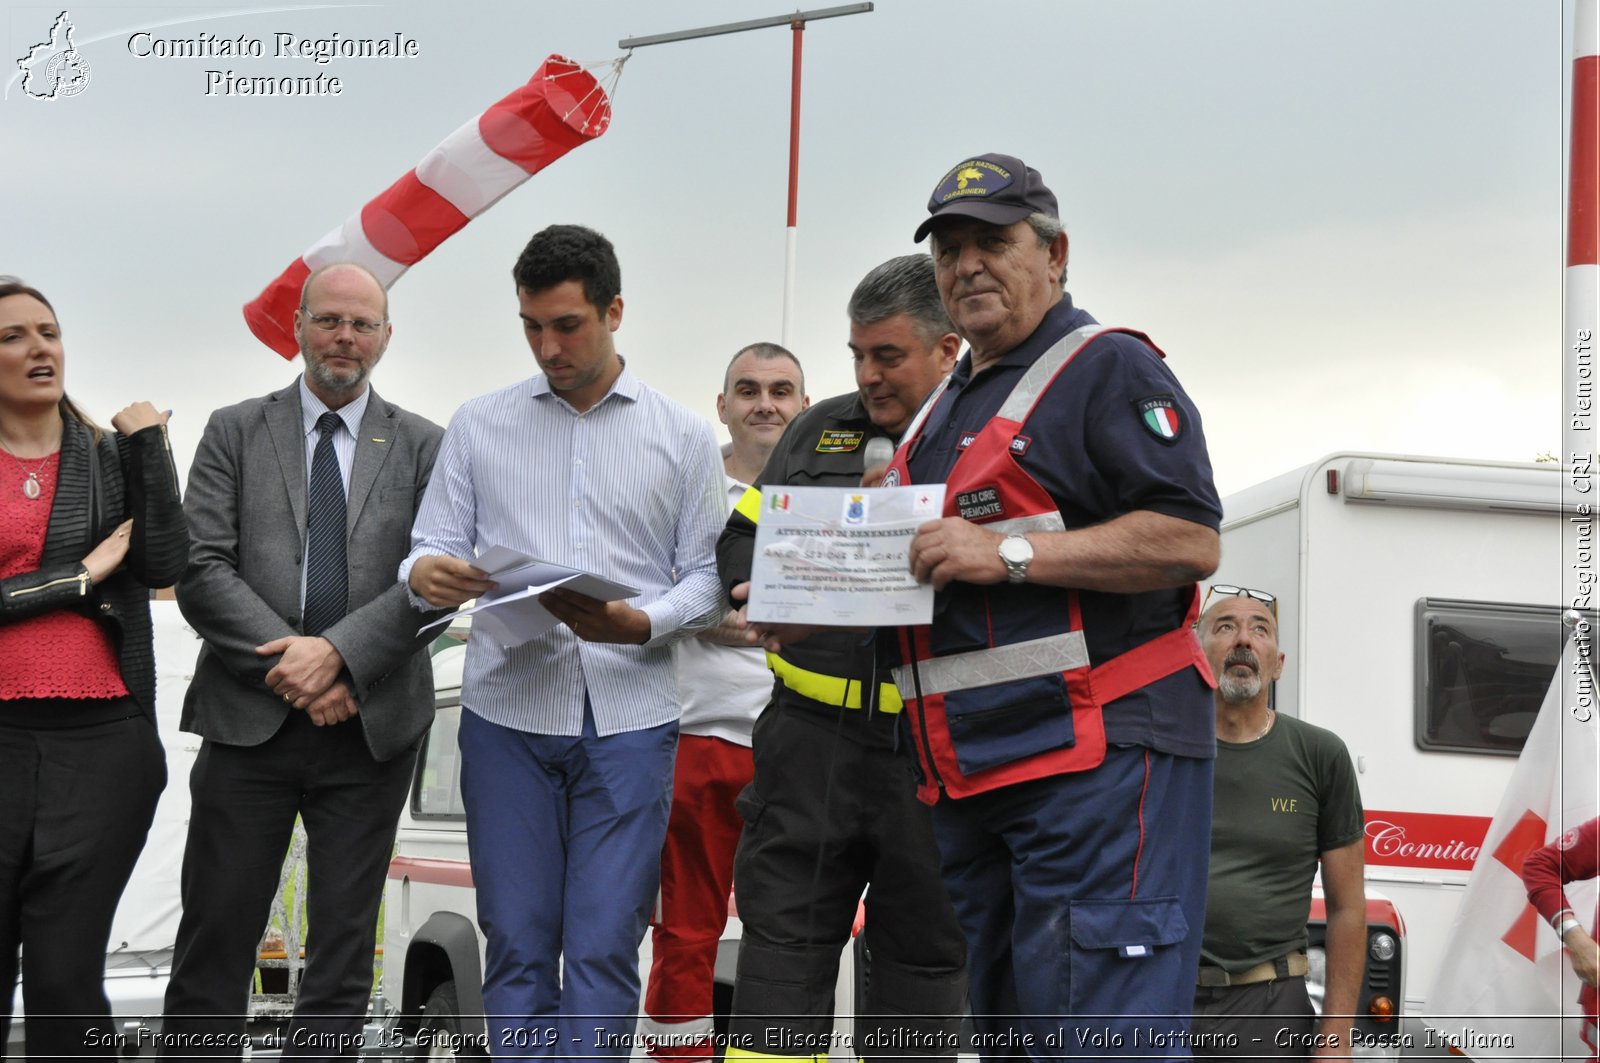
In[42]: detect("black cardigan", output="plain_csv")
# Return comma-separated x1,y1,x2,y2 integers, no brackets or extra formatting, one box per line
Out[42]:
0,415,189,723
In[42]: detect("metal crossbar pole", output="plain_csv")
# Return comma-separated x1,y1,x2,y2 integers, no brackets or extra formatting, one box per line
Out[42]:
619,4,874,347
617,4,872,50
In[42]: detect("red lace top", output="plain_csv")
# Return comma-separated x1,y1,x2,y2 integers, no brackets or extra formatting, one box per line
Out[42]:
0,452,130,700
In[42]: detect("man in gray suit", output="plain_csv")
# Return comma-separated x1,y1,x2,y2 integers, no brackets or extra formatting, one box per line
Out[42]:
162,263,445,1060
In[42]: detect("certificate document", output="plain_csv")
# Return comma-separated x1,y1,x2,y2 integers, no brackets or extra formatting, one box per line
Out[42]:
418,545,640,647
748,485,946,626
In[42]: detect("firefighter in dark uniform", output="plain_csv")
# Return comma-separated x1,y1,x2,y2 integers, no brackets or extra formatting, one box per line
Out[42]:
717,255,968,1063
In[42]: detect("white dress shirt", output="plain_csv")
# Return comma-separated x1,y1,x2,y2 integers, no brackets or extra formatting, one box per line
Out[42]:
401,364,725,736
672,473,776,746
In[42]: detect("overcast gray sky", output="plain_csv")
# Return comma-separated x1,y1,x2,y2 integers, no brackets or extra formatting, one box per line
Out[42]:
2,0,1573,494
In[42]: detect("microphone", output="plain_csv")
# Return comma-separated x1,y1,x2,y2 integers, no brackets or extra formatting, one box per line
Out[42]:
863,436,895,471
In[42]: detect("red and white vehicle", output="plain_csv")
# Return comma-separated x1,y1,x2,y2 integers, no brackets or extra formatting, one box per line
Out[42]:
1216,452,1571,1049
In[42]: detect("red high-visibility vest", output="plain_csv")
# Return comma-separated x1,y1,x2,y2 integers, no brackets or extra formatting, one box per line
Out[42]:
886,325,1213,803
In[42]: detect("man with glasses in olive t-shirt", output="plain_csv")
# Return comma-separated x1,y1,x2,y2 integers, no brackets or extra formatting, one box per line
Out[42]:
1193,586,1367,1061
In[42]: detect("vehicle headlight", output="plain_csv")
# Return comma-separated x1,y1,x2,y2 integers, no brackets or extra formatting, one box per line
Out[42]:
1369,932,1397,962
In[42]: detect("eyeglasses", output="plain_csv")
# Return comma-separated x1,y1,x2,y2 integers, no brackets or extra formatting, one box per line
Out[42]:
300,310,386,335
1202,584,1278,619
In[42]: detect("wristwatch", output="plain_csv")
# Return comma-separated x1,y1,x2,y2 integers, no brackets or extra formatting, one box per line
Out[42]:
998,534,1033,584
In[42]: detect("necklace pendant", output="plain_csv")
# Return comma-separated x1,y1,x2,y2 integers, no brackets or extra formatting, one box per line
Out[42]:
23,474,41,500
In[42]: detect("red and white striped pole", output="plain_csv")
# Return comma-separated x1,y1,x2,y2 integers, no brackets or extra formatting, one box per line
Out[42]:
1567,0,1598,652
242,54,611,358
1569,0,1598,433
1569,6,1598,516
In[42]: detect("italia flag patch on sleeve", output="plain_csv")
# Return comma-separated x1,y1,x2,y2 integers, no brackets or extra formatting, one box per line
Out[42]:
1135,395,1183,443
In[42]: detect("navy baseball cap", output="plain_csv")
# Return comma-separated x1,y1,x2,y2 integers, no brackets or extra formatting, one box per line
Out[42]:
912,153,1059,243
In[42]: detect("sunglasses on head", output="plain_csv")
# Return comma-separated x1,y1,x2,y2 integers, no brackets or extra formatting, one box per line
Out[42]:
1202,584,1278,619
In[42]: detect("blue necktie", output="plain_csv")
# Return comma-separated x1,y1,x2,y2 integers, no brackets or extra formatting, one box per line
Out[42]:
303,412,348,636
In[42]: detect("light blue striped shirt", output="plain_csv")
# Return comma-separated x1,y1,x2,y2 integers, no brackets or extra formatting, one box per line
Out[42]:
400,365,725,736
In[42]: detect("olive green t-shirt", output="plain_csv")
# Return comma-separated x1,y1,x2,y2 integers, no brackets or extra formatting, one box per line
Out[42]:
1201,711,1365,970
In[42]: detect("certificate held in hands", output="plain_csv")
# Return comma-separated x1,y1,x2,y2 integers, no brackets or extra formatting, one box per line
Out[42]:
419,545,639,647
748,485,945,626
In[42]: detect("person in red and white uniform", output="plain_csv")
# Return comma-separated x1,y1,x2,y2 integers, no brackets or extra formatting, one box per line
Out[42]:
1523,815,1600,1060
641,343,807,1062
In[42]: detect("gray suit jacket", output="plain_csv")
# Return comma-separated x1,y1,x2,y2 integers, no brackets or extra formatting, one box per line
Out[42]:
177,382,447,762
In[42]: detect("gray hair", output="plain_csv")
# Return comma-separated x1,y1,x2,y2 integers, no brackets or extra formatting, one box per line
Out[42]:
847,254,955,348
724,341,804,394
1026,212,1068,289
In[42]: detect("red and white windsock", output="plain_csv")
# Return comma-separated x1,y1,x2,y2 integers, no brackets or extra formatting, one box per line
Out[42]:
243,54,612,358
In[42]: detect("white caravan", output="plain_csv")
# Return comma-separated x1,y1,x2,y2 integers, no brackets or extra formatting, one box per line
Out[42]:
1215,452,1571,1042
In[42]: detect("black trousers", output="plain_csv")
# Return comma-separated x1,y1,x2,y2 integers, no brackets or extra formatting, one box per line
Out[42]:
159,710,415,1063
0,707,166,1059
729,705,968,1061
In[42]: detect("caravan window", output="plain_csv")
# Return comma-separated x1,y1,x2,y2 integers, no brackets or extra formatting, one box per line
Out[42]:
1415,599,1566,756
413,703,468,820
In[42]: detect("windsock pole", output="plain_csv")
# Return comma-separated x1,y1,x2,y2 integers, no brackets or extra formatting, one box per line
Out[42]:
619,4,873,351
783,19,804,349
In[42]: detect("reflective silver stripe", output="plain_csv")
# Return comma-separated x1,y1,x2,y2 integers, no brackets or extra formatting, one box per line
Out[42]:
893,631,1089,698
986,512,1066,535
995,325,1116,422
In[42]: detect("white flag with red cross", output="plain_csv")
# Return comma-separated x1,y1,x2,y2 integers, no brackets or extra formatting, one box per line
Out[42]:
1424,637,1599,1061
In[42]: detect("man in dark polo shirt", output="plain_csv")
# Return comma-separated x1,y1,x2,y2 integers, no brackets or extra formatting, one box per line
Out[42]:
880,153,1223,1059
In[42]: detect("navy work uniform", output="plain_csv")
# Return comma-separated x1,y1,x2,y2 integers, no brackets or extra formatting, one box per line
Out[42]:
886,296,1221,1059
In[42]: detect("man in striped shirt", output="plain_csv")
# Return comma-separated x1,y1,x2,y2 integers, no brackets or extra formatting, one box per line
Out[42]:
402,224,726,1060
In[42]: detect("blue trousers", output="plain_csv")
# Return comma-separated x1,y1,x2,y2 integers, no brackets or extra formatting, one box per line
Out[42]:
930,746,1212,1062
459,704,677,1061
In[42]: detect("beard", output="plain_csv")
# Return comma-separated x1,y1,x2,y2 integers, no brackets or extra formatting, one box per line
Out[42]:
1215,649,1263,704
305,352,369,395
1216,670,1263,704
297,317,382,400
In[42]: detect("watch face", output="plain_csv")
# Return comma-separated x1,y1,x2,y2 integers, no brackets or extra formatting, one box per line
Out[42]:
1000,536,1032,564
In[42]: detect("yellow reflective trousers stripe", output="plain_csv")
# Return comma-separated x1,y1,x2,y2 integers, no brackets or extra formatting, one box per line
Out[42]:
724,1047,829,1063
766,652,903,713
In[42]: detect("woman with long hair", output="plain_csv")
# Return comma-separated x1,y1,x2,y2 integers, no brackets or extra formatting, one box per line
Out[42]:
0,276,187,1056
